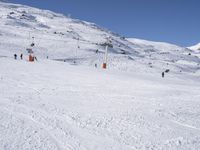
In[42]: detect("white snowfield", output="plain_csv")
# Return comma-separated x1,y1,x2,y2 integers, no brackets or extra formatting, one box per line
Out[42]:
1,58,200,150
1,1,200,150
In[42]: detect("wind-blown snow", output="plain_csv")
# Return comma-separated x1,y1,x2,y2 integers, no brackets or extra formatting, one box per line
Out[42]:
1,1,200,150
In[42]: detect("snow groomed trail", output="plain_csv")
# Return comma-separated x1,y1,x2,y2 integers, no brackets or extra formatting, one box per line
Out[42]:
0,58,200,150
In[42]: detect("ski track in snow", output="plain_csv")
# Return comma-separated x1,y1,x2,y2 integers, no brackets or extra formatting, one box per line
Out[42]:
171,120,200,132
0,1,200,150
0,58,200,150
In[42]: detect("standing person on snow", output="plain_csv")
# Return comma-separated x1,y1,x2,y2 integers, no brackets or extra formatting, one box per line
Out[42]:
34,56,38,61
14,54,17,60
20,54,23,60
162,72,165,78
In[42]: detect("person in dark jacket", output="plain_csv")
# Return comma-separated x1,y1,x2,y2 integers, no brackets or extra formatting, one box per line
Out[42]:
14,54,17,60
20,54,23,60
162,72,165,78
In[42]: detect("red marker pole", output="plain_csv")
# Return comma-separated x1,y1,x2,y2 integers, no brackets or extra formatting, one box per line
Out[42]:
102,45,108,69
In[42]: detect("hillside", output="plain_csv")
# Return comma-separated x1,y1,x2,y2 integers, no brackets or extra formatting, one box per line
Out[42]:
0,2,200,74
1,2,200,150
188,43,200,59
189,43,200,51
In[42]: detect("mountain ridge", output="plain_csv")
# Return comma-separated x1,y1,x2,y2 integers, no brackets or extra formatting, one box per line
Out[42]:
189,43,200,51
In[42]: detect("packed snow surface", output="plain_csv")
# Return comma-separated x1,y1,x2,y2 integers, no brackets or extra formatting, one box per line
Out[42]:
1,58,200,150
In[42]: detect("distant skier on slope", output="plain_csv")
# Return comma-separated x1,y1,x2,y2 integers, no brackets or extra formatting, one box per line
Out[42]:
34,56,38,61
14,54,17,60
162,72,165,78
20,54,23,60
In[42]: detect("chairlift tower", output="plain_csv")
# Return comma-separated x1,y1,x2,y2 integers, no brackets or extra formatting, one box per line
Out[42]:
26,36,35,62
74,38,80,64
102,45,108,69
102,37,112,69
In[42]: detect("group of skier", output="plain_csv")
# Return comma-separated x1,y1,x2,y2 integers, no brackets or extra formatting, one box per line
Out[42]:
14,53,23,60
13,52,167,78
14,53,37,61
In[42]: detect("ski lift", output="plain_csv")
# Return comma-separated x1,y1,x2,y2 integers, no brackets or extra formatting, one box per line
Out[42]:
26,48,34,62
77,38,80,49
26,48,33,54
102,37,112,69
30,43,35,47
30,36,35,47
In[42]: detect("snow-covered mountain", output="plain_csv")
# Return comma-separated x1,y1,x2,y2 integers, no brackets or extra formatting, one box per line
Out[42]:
1,2,200,150
0,2,200,74
189,43,200,51
188,43,200,58
128,38,184,52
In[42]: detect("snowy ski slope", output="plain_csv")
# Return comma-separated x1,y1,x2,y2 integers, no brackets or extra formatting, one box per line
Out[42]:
1,58,200,150
0,1,200,150
0,2,200,74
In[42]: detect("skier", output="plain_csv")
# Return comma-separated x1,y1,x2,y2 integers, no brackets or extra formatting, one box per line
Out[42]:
14,54,17,60
96,49,99,54
162,72,165,78
95,64,97,68
20,53,23,60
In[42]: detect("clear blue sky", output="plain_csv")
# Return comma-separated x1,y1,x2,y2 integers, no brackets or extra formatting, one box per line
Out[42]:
7,0,200,46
